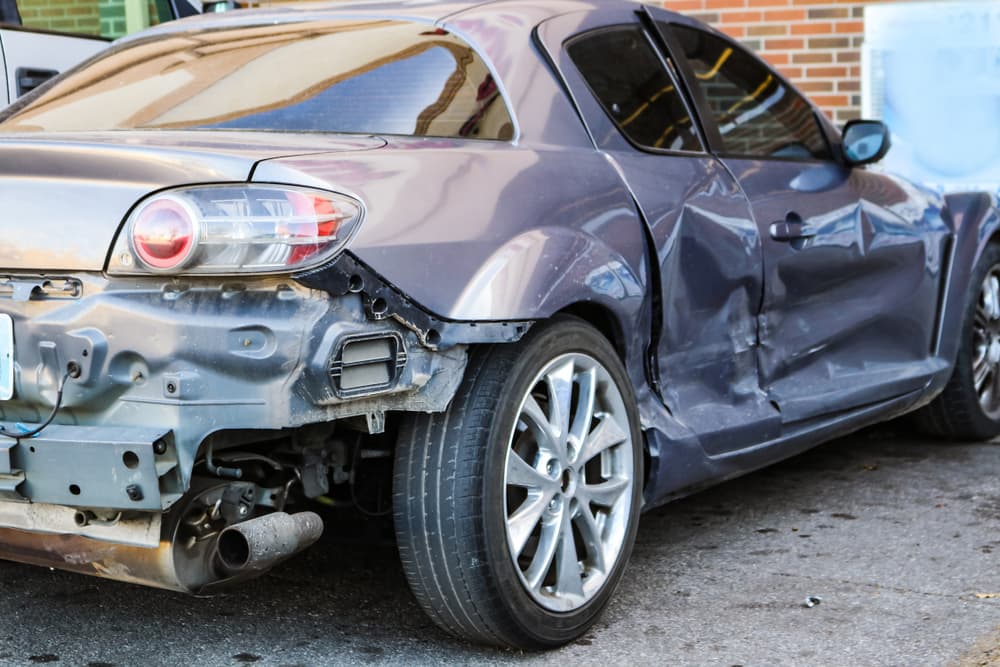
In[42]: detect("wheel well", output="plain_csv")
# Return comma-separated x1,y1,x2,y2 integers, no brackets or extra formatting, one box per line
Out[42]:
555,302,653,495
556,302,626,361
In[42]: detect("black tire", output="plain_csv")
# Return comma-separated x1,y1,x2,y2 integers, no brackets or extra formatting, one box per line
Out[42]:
916,243,1000,440
393,316,643,649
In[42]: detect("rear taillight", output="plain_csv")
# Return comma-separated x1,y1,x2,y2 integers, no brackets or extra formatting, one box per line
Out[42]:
130,196,198,271
108,184,363,275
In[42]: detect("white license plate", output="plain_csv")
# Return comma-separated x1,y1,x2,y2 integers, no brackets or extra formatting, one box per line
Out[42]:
0,314,12,400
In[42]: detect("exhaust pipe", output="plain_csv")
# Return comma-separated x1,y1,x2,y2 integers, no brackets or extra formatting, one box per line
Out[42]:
215,511,323,574
0,485,324,593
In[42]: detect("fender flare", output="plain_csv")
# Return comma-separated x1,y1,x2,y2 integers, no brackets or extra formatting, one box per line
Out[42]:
932,192,1000,385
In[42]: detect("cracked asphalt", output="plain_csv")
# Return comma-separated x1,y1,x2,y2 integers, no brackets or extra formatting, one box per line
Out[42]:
0,426,996,666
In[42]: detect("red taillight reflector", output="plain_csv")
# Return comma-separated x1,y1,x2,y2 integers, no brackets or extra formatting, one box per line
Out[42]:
131,198,197,270
286,192,344,264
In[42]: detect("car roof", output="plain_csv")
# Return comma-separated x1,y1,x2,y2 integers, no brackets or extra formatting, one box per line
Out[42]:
124,0,687,41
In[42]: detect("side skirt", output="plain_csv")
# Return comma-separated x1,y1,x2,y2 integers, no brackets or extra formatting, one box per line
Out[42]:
641,383,930,510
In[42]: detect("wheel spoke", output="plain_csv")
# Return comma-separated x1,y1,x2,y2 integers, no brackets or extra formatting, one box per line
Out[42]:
544,359,575,459
568,366,597,458
974,342,988,368
975,306,990,332
990,276,1000,319
554,510,585,600
577,414,627,468
573,503,607,574
506,449,552,490
524,513,561,589
520,395,558,455
990,367,1000,413
579,476,630,508
507,488,556,557
981,367,997,410
984,277,997,320
974,357,992,392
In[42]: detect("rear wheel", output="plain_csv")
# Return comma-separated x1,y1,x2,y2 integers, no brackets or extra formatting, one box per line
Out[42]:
917,243,1000,440
393,317,642,649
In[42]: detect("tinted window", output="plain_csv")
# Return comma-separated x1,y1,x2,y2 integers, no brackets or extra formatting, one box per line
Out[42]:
0,20,515,140
669,24,830,160
568,26,702,152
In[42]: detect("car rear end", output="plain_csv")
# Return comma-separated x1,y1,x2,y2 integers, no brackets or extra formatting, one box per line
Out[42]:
0,9,516,592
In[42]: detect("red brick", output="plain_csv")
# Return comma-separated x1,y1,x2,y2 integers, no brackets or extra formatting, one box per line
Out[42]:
719,24,747,37
810,94,850,107
791,22,833,34
720,10,762,22
792,51,833,64
808,36,851,48
763,8,805,20
764,37,804,50
663,0,705,11
778,66,804,79
806,65,848,77
759,51,790,65
748,24,787,36
796,80,835,92
835,20,864,33
807,7,849,19
703,0,748,8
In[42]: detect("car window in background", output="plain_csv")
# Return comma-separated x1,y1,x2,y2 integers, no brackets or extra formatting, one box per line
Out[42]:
568,26,702,152
669,24,831,160
13,0,170,39
0,19,515,140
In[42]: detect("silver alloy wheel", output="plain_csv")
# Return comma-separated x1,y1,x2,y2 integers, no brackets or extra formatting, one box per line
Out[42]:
974,267,1000,418
503,352,634,613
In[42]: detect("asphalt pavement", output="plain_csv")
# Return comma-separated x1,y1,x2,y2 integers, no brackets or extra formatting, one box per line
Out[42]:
0,427,996,667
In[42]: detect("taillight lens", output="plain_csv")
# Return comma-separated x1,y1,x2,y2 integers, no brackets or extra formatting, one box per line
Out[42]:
130,196,198,271
109,184,363,275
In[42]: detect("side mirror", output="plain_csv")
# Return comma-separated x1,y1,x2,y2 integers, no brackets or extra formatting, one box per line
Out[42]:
841,120,891,166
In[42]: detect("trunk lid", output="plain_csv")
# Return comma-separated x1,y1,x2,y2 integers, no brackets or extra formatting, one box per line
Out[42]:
0,131,385,271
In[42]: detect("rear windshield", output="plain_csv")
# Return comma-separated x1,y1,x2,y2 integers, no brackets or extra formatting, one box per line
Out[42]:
0,19,516,140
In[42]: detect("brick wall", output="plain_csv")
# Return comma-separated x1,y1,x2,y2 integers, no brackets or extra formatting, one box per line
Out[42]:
665,0,924,125
17,0,163,37
18,0,101,35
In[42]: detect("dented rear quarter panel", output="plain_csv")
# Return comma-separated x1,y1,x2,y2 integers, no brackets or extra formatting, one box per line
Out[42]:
253,139,649,327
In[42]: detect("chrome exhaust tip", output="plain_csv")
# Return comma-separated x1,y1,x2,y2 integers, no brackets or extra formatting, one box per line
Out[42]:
216,511,324,574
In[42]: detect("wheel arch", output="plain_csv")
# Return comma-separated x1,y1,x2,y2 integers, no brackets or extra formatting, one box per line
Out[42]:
555,301,627,362
934,192,1000,380
548,302,657,496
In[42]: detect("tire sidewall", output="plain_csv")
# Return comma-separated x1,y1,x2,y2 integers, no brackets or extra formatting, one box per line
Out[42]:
478,317,643,647
953,244,1000,437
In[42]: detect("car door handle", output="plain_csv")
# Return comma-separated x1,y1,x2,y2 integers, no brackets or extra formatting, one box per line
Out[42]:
15,67,58,97
769,220,816,242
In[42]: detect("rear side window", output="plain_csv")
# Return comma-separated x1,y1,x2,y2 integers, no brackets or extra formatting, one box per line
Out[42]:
568,26,702,153
669,24,830,160
0,19,515,140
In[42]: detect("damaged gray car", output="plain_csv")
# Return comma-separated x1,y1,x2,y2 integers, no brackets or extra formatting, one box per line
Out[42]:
0,0,997,651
